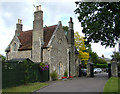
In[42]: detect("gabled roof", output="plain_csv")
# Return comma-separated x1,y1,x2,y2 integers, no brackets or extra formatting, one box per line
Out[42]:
18,30,32,50
43,25,57,47
6,25,57,52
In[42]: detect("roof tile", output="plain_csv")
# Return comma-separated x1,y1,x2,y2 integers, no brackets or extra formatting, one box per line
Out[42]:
18,25,57,51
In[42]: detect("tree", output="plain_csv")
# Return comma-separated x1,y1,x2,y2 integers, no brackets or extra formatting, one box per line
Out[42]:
75,2,120,47
111,52,120,73
63,26,89,63
89,51,98,64
85,43,92,53
74,32,86,51
74,32,89,63
98,58,107,64
102,54,104,58
111,52,120,62
0,54,6,63
84,43,98,64
63,26,68,31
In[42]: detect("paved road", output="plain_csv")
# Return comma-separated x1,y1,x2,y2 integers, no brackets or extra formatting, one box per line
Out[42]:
35,72,108,93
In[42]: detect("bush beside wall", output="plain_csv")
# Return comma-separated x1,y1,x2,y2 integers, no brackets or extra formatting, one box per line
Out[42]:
94,64,108,68
50,70,58,81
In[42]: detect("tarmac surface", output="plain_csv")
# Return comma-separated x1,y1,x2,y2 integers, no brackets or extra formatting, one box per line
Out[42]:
35,72,108,93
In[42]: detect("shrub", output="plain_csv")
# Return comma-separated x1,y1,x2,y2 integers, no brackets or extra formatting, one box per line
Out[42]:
94,64,108,68
51,70,58,81
23,60,32,85
97,58,107,64
64,70,68,77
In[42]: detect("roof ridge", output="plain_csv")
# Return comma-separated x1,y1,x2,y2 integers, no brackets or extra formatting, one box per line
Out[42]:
22,25,57,32
22,30,33,32
44,24,57,28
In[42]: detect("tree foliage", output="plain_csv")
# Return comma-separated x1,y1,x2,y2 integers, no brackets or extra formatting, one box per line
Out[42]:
85,43,92,53
111,52,120,62
74,32,89,62
74,32,86,51
89,51,98,64
94,64,108,68
0,54,6,63
63,26,69,31
111,52,120,72
75,2,120,47
98,58,107,64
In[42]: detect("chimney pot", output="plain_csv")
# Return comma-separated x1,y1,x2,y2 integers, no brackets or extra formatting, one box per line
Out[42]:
18,19,22,24
36,5,41,11
70,17,72,22
16,19,22,36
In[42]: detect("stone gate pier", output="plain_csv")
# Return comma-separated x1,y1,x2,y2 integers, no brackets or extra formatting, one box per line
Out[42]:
111,61,118,77
87,62,94,77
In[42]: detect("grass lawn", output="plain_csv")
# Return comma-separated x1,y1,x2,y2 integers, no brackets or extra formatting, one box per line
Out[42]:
103,77,120,93
2,82,48,93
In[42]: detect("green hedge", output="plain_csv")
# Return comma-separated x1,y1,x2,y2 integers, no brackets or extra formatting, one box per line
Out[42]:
94,64,108,68
2,59,49,88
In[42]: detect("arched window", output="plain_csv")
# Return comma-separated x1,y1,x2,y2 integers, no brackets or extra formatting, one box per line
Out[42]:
58,62,63,75
13,43,17,51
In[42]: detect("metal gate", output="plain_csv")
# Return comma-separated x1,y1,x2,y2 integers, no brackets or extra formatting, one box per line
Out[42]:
108,63,111,78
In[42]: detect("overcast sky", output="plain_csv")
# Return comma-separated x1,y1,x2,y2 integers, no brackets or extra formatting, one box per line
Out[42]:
0,0,119,59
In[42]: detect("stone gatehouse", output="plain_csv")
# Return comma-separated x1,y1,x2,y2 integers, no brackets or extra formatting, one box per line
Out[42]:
5,5,79,78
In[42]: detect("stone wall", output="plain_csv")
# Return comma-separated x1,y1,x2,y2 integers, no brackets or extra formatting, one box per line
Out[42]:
75,54,79,76
111,61,118,77
87,63,94,77
7,50,32,60
69,45,75,76
43,48,50,64
47,23,68,79
32,8,43,63
87,63,91,77
67,17,76,77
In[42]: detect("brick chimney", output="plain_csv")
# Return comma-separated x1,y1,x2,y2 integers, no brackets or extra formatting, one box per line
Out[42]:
68,17,74,45
68,17,75,77
15,19,22,36
32,5,44,62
